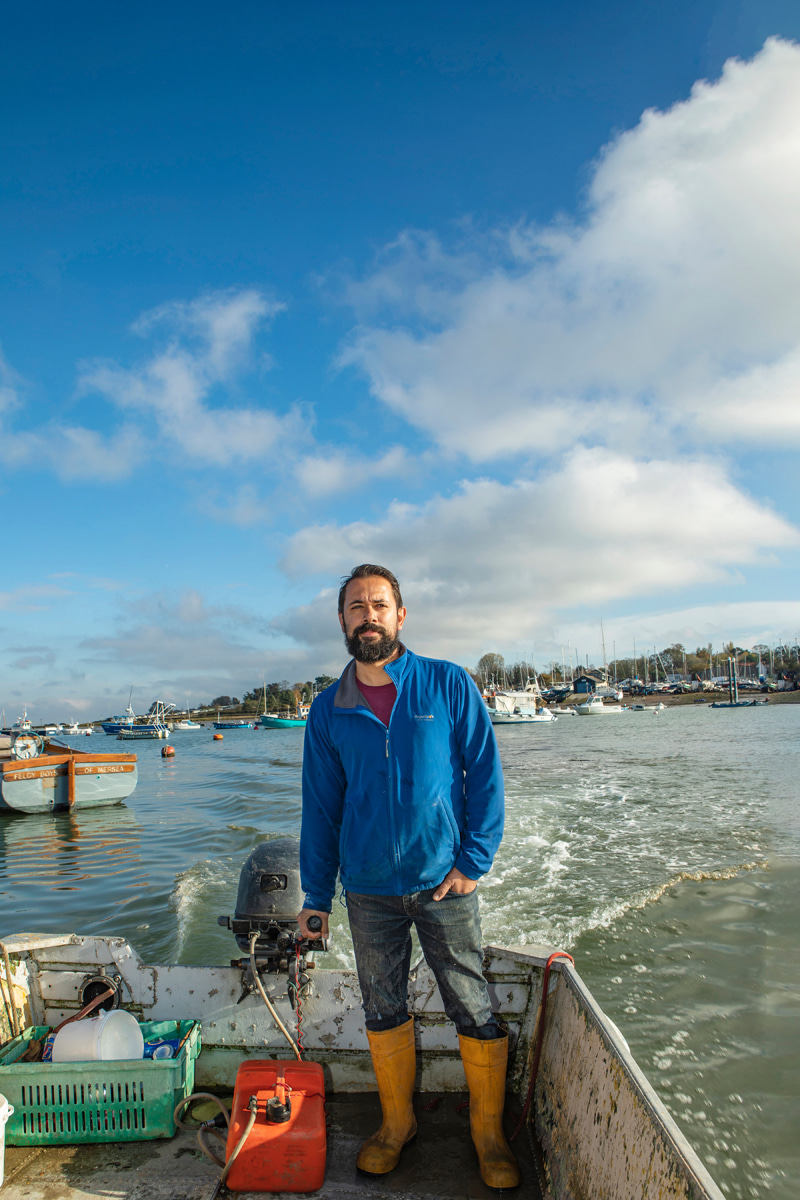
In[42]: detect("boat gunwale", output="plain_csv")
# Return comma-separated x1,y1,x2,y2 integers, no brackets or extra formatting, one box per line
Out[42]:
2,751,137,775
522,948,727,1200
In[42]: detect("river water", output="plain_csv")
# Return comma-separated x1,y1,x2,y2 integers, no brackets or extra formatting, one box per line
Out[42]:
1,705,797,1200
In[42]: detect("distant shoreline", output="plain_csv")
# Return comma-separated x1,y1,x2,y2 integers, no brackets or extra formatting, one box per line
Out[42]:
662,688,800,706
556,689,800,708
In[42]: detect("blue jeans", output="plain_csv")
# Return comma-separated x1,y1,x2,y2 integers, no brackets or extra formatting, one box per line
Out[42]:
346,888,500,1038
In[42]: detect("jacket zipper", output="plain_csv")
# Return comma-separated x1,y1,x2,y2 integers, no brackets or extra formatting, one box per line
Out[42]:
384,720,402,889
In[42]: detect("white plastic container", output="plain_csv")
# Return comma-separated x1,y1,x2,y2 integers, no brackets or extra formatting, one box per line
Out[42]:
0,1094,14,1187
51,1010,144,1063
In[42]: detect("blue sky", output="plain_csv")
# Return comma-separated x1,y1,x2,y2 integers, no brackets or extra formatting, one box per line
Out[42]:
2,1,800,720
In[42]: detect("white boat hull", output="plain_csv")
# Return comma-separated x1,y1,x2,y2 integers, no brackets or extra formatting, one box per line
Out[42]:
575,699,626,714
490,711,557,724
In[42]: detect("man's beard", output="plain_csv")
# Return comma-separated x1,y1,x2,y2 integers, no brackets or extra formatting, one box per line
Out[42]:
345,622,400,664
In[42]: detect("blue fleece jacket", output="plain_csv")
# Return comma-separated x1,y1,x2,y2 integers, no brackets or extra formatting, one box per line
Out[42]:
300,647,504,911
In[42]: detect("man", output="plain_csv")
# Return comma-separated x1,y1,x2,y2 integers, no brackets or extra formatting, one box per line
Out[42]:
297,564,519,1189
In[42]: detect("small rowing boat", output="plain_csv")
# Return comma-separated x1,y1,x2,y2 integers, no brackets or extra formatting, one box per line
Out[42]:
0,735,137,814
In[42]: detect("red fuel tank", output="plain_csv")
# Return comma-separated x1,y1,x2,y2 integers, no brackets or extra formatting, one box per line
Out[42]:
224,1060,326,1193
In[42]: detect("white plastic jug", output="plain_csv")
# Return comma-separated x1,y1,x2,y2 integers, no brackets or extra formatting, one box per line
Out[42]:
51,1009,144,1062
0,1094,15,1187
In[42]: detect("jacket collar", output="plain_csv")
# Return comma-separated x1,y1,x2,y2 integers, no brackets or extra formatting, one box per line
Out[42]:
333,645,411,710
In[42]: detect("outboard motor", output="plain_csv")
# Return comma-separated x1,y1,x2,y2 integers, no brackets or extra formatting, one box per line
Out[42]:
218,838,330,1190
219,837,327,1008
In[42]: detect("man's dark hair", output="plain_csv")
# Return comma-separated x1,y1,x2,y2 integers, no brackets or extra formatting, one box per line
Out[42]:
338,564,403,615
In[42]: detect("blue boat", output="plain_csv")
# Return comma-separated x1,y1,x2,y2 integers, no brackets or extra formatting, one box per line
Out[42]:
260,713,306,729
103,697,174,737
212,710,256,729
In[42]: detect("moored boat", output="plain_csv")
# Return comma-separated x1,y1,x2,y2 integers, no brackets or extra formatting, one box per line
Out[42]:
102,695,174,737
106,700,173,738
0,845,725,1200
0,734,137,814
116,726,168,739
260,712,307,728
100,697,137,735
4,710,33,735
575,695,627,715
487,694,557,725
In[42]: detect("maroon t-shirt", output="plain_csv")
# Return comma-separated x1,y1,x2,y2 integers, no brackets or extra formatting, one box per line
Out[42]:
356,678,397,727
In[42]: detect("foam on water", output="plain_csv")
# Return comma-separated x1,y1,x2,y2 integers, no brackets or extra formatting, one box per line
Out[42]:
170,859,238,958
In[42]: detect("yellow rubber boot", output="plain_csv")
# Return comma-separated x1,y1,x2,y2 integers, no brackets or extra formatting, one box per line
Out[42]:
357,1018,417,1174
458,1033,521,1189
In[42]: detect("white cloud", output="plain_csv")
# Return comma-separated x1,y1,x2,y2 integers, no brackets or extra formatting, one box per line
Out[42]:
281,447,798,663
82,289,303,468
293,445,416,497
132,290,284,379
0,584,75,613
1,289,298,482
197,484,275,527
0,422,147,481
0,346,145,482
340,38,800,459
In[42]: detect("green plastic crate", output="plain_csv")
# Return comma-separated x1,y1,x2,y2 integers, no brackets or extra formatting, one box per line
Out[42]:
0,1019,201,1145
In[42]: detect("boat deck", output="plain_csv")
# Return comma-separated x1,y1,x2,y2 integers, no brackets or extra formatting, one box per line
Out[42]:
2,1090,544,1200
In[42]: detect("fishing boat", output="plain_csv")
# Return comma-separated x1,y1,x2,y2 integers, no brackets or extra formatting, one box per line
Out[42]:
0,734,137,814
0,711,33,736
0,838,724,1200
111,701,173,738
117,726,168,740
100,691,137,735
257,681,309,728
260,712,307,728
11,711,32,734
102,692,174,737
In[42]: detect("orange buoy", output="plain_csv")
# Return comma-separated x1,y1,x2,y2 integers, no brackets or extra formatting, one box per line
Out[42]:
213,733,223,740
161,745,175,758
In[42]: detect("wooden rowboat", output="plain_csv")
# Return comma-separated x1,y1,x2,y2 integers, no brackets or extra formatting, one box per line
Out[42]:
0,736,137,814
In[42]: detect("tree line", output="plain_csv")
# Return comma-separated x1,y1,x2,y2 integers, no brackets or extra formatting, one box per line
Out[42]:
200,677,339,715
